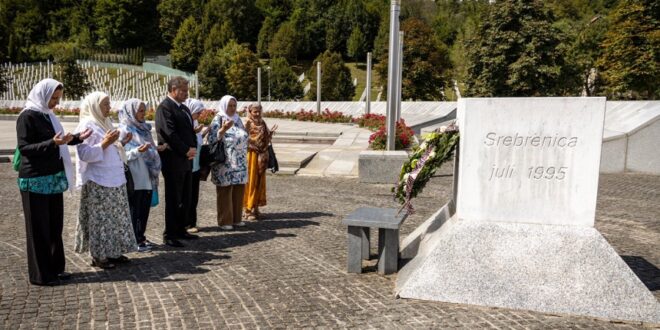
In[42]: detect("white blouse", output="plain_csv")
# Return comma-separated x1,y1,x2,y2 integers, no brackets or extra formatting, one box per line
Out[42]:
75,120,126,188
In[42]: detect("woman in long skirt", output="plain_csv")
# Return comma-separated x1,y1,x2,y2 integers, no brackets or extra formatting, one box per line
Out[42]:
243,103,277,220
74,92,137,269
16,79,92,285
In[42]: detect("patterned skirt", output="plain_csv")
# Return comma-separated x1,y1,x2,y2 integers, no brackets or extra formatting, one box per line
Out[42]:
75,181,137,259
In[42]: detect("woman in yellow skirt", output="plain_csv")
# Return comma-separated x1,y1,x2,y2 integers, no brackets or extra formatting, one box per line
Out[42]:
244,103,277,220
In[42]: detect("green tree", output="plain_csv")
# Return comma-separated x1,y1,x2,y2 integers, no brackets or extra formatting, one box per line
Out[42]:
269,57,303,100
170,16,203,72
347,27,367,61
464,0,571,97
55,58,92,100
198,49,228,99
202,0,263,48
307,51,355,101
226,45,260,100
375,18,452,100
198,40,253,99
158,0,202,47
268,22,298,63
257,17,278,58
204,22,236,53
596,0,659,99
94,0,160,49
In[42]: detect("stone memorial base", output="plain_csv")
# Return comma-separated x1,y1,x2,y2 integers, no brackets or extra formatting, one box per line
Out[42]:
358,150,408,184
396,208,660,324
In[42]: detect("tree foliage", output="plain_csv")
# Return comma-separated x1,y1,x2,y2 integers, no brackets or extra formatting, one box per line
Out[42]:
307,51,355,101
94,0,160,49
55,58,92,100
375,18,452,100
268,57,303,100
226,45,260,100
464,0,572,97
596,0,659,99
268,22,298,63
157,0,202,47
170,16,203,72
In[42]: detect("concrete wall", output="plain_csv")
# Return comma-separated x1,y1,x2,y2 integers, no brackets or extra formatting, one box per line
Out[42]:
626,119,660,174
600,137,627,173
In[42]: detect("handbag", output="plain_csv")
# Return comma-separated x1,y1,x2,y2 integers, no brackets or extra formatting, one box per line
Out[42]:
201,118,227,166
12,147,21,171
267,144,279,173
124,164,135,197
150,189,159,207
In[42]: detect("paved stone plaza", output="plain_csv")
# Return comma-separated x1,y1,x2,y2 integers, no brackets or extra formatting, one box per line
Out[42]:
0,163,658,329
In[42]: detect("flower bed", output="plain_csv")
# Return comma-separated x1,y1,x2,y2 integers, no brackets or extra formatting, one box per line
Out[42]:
354,113,385,131
261,108,353,123
367,119,415,150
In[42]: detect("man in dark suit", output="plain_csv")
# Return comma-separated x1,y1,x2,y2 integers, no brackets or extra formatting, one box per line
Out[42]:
155,76,199,247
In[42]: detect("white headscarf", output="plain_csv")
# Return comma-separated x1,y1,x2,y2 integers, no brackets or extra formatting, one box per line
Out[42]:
22,78,75,192
184,98,205,146
79,92,127,163
217,95,244,129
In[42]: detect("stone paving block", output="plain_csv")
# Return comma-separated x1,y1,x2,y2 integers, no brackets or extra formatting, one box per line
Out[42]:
0,163,657,328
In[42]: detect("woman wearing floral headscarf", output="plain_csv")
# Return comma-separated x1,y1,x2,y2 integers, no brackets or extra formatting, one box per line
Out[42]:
74,92,137,269
16,78,92,285
243,103,277,220
118,99,164,252
183,98,207,233
207,95,248,230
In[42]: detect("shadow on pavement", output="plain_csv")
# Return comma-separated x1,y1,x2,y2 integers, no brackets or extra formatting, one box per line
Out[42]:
65,215,323,284
621,255,660,292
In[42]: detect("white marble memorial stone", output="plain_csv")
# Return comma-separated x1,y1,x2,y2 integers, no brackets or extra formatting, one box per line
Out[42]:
456,97,605,227
397,97,660,324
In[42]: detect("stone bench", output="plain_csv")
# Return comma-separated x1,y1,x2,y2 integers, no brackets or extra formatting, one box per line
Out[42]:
342,207,408,275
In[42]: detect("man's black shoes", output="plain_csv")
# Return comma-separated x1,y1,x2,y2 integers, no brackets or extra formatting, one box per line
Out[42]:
165,239,184,247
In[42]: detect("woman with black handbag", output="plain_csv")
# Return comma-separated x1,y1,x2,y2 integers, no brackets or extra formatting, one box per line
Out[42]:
207,95,249,231
74,92,137,269
243,103,277,221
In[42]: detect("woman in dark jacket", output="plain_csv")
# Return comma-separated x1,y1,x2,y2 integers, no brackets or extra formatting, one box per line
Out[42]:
16,78,91,285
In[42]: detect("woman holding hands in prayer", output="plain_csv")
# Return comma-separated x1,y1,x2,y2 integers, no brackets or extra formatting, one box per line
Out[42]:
16,78,92,285
74,92,137,269
118,99,165,252
208,95,248,231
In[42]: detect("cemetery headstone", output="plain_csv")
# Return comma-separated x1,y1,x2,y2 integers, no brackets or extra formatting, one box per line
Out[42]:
396,97,660,324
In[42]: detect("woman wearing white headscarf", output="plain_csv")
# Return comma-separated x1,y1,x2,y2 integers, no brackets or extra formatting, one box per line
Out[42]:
207,95,248,230
16,78,91,285
118,98,164,252
183,98,207,233
74,92,137,269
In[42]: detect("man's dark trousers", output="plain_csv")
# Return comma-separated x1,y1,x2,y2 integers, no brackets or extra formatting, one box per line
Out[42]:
162,169,192,239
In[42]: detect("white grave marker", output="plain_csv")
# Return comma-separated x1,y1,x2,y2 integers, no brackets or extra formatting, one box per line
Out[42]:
457,97,606,227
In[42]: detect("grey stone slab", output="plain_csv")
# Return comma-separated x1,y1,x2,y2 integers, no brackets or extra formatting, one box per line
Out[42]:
377,228,399,275
341,207,408,230
358,150,409,184
396,219,660,324
361,228,370,260
347,226,363,274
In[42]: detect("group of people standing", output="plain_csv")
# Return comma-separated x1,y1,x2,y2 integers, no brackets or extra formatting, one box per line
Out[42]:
15,76,275,285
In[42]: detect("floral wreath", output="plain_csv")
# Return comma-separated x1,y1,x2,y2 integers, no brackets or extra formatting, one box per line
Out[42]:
393,122,460,214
